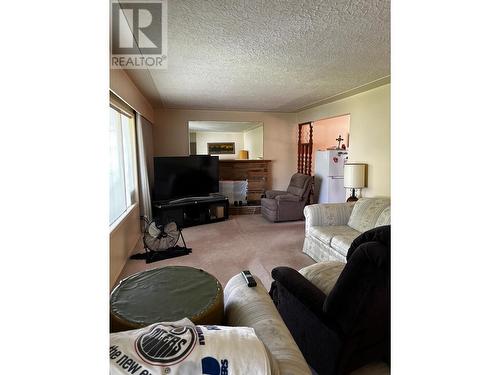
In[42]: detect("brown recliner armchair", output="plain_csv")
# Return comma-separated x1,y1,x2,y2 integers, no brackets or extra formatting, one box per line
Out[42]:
261,173,313,222
270,225,390,375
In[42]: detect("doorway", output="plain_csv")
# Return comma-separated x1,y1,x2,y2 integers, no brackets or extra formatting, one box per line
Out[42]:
311,114,350,174
297,114,351,203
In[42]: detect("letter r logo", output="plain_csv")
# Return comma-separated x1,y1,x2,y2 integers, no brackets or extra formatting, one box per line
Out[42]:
112,2,162,55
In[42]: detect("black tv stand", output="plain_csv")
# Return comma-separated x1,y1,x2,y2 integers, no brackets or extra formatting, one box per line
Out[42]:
168,195,221,204
153,194,229,229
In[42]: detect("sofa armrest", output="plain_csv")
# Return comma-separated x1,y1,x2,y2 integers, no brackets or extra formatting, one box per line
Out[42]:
303,202,355,232
224,273,312,375
265,190,288,199
271,267,326,318
299,261,345,295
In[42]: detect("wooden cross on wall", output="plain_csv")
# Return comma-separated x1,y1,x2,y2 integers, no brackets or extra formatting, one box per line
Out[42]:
336,134,344,149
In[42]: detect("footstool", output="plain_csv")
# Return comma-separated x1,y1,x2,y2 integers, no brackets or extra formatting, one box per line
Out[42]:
111,266,224,332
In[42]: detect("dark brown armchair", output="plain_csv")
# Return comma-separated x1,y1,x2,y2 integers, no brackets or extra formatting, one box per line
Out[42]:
271,225,390,375
261,173,313,222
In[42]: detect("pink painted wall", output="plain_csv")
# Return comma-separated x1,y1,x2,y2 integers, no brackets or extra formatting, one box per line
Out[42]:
311,115,350,173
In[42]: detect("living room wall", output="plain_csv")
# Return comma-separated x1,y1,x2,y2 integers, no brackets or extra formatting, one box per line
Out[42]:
110,69,155,123
153,109,297,190
244,126,264,159
195,132,245,160
297,84,390,198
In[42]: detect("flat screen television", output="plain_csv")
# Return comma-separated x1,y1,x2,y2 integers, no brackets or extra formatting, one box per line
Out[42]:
153,155,219,201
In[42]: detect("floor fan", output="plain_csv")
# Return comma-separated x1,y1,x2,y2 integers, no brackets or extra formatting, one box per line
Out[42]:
130,217,191,263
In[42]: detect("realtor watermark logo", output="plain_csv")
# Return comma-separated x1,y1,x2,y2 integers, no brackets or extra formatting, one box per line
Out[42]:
111,0,167,69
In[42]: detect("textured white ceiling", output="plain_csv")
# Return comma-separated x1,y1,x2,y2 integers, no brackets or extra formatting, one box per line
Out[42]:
125,0,390,112
189,121,262,133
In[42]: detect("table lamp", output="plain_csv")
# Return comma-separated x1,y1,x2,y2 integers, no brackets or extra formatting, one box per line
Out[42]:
344,163,366,202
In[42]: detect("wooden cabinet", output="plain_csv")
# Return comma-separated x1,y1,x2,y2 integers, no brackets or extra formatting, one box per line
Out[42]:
219,160,272,204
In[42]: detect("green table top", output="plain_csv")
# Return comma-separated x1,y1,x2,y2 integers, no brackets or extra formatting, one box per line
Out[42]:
110,266,222,326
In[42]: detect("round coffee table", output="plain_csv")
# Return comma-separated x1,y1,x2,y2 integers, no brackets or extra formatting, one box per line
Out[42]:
110,266,224,332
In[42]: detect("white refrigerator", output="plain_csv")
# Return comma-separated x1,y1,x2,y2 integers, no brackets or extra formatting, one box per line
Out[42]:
315,150,348,203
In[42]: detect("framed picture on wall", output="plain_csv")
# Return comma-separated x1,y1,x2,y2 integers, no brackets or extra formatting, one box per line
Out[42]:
208,142,235,154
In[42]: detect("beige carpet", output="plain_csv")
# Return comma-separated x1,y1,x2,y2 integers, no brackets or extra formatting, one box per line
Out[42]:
117,214,315,290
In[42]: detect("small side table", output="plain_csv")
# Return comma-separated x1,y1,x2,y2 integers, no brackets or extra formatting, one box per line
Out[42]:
110,266,224,332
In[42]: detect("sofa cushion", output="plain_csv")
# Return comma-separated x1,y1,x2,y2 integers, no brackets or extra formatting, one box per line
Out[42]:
309,226,337,245
309,224,360,255
375,206,391,227
347,198,390,233
329,226,362,257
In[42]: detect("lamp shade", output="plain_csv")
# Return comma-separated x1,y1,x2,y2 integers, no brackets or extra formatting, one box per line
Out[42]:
344,163,366,188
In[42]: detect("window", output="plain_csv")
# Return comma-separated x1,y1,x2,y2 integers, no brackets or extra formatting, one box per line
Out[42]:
109,103,137,226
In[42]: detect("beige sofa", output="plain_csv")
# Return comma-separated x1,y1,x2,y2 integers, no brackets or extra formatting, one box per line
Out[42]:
303,198,391,263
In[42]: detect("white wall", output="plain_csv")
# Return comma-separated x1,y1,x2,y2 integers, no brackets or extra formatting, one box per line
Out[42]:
297,84,390,198
195,132,244,160
153,109,297,190
243,126,264,159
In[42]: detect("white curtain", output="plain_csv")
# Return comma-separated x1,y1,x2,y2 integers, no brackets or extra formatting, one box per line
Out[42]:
136,114,153,221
